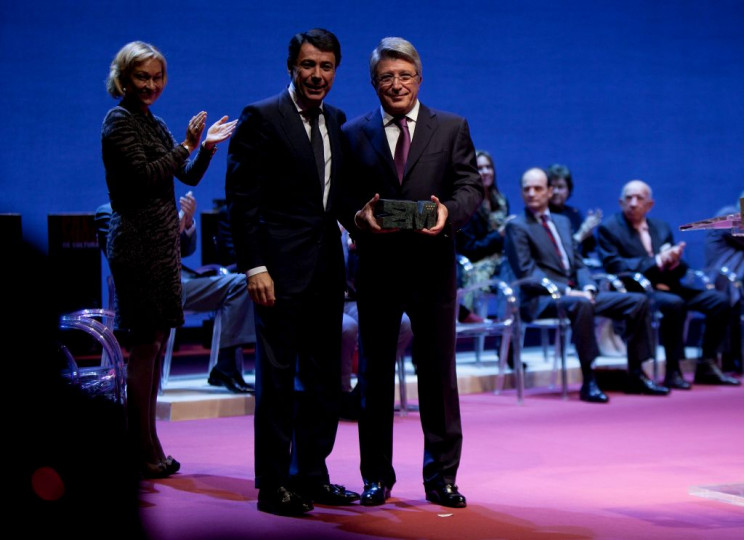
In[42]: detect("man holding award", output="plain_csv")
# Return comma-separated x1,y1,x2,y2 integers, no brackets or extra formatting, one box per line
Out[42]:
342,36,482,509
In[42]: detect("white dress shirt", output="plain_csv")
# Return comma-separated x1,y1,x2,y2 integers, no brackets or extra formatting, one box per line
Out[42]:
381,100,420,157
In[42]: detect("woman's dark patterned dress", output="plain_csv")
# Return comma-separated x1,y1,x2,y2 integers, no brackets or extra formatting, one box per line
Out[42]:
101,99,213,334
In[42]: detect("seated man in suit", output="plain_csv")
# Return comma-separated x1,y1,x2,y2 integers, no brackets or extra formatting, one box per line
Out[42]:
704,191,744,374
96,192,255,393
504,168,667,403
597,180,740,387
213,202,239,271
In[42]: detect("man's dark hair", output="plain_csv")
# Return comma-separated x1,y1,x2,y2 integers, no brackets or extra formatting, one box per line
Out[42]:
546,163,573,195
287,28,341,70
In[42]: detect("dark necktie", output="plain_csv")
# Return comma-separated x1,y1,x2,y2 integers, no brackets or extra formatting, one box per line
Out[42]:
541,214,567,269
393,116,410,183
306,108,325,189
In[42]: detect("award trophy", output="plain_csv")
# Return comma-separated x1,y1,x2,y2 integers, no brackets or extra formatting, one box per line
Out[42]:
374,199,438,230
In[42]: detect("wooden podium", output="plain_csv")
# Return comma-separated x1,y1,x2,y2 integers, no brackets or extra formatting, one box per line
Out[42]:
48,213,102,317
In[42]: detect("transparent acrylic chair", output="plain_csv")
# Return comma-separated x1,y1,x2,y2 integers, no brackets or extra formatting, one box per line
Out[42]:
455,277,519,399
508,276,570,401
107,271,224,392
59,309,126,405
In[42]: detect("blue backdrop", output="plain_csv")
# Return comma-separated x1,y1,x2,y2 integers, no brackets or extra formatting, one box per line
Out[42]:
1,0,742,269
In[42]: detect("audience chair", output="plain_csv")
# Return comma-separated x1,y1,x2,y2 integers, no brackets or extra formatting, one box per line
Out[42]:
713,266,744,362
614,272,662,377
680,267,743,364
59,309,126,405
395,351,410,416
508,276,570,401
591,272,629,358
456,255,484,363
161,312,222,391
455,255,509,365
523,274,625,397
160,264,229,392
679,269,716,359
455,277,518,398
712,265,742,298
617,268,719,377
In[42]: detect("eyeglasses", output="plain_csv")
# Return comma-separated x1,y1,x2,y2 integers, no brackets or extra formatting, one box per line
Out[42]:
376,72,418,88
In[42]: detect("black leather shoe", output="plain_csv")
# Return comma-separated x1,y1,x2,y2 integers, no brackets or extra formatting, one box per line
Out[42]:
425,483,467,508
694,359,742,386
579,379,609,403
625,372,670,395
360,482,391,506
163,455,181,475
208,368,254,393
257,486,313,516
663,371,692,390
306,483,360,505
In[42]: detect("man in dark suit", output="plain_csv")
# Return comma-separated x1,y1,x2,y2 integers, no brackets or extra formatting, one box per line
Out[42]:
704,191,744,374
342,37,482,509
597,180,740,387
504,168,668,403
225,28,359,516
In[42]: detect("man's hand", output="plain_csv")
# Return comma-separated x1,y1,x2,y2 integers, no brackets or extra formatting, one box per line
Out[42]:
354,193,395,233
573,208,603,243
566,288,595,303
247,271,275,307
659,241,686,269
417,195,448,236
178,191,196,233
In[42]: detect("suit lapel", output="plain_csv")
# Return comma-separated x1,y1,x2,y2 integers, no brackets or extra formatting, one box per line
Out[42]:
553,216,575,267
619,213,648,255
405,104,436,179
647,220,662,253
326,108,341,178
526,211,565,271
277,90,311,160
277,90,325,203
361,110,399,186
325,107,343,212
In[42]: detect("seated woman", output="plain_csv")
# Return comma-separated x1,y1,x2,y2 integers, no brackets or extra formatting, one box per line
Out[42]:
456,150,513,322
546,163,602,258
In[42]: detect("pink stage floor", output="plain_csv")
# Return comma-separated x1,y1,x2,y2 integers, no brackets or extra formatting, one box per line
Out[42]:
140,383,744,540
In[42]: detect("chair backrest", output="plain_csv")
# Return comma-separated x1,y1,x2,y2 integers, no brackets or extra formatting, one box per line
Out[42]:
681,268,714,290
506,274,571,401
59,312,126,405
455,277,518,328
712,266,743,306
455,277,518,378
